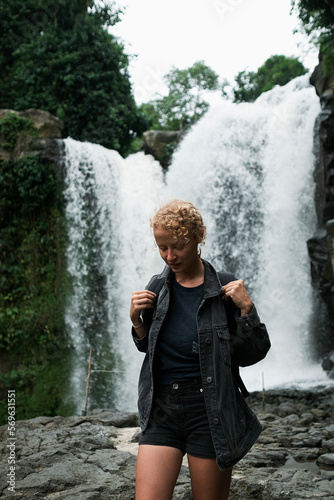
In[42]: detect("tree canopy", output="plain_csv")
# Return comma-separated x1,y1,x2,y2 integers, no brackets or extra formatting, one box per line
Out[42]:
142,61,219,131
291,0,334,35
0,0,148,154
291,0,334,73
223,55,308,103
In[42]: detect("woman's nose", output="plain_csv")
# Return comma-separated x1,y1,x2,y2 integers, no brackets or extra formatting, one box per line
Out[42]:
167,248,175,261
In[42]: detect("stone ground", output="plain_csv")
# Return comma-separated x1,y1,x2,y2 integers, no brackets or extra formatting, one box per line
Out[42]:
0,387,333,499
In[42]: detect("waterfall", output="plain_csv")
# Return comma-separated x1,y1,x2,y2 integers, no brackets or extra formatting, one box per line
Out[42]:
63,141,164,411
63,75,330,414
166,75,327,391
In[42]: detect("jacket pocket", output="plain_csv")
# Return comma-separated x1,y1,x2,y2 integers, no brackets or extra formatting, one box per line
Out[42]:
216,326,231,365
216,325,230,340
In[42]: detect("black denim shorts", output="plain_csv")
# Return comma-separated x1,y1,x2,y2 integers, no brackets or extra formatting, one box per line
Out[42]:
139,378,216,459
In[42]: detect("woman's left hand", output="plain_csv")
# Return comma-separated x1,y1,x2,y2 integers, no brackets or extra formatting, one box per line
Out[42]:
221,280,253,316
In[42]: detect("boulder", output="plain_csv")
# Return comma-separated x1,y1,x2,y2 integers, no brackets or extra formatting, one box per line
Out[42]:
0,108,63,138
0,108,64,163
142,129,182,168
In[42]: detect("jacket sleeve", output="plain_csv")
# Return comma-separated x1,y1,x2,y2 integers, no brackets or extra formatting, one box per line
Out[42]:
219,271,270,367
131,274,159,353
131,306,153,353
229,302,271,367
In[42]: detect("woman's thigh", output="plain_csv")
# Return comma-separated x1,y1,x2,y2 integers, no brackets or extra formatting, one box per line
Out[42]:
135,444,184,500
188,454,232,500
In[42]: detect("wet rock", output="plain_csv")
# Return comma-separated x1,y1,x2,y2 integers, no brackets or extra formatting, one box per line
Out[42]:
0,389,333,499
322,438,334,453
227,387,334,500
317,453,334,466
278,402,295,416
309,59,334,358
130,430,141,443
0,410,190,499
86,408,139,428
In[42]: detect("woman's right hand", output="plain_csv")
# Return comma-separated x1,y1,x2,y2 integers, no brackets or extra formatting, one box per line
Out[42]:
130,290,157,325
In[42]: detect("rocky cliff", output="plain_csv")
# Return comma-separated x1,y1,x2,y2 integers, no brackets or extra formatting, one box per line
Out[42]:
309,59,334,367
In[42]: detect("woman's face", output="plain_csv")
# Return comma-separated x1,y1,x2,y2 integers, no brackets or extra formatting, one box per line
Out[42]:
153,226,200,275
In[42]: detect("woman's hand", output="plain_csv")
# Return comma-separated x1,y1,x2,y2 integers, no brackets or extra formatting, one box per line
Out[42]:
130,290,157,322
130,290,157,338
221,280,253,316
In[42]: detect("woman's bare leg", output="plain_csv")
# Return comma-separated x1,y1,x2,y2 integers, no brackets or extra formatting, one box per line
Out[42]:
135,444,184,500
188,455,232,500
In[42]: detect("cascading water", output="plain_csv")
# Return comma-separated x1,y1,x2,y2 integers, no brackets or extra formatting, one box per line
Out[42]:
166,75,327,391
63,140,164,411
63,74,330,414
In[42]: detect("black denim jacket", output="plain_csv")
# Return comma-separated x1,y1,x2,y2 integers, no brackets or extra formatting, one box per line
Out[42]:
132,259,271,471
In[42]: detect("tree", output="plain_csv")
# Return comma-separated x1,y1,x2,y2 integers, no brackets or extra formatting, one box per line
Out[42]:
145,61,219,131
291,0,334,74
291,0,334,35
0,0,147,154
138,102,161,130
224,55,308,103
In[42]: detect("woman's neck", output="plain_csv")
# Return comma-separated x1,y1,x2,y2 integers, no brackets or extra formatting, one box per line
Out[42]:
175,258,204,288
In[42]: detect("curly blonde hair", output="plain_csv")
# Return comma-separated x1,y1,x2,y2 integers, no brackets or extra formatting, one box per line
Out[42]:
150,199,207,244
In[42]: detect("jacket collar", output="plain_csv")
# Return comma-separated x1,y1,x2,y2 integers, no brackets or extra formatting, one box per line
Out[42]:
157,259,222,299
202,259,223,298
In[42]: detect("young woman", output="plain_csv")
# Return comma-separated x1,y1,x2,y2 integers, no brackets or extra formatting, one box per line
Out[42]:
130,200,270,500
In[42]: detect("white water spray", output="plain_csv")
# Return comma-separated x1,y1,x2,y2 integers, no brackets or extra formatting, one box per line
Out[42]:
167,76,327,391
63,75,330,413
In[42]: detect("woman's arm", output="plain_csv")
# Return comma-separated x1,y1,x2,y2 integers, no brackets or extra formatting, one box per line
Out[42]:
221,279,270,366
130,290,156,349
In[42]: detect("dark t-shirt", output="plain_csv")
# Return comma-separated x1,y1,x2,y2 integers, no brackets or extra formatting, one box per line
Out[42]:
157,275,204,384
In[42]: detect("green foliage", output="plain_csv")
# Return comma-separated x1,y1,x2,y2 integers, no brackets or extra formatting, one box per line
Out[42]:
224,55,308,103
156,141,180,170
0,0,145,155
0,351,74,425
138,102,161,130
0,113,37,152
291,0,334,35
291,0,334,74
0,124,73,422
0,155,64,350
144,61,219,131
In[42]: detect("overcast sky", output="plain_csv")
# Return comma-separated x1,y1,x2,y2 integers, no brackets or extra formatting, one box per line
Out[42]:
112,0,319,104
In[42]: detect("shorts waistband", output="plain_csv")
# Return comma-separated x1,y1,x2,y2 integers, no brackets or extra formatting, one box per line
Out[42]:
158,378,203,392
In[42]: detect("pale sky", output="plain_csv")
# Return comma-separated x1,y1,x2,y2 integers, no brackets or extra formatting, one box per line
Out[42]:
111,0,319,104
